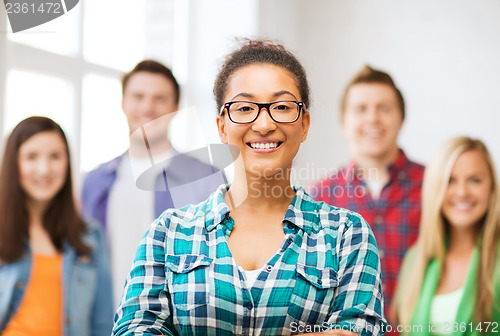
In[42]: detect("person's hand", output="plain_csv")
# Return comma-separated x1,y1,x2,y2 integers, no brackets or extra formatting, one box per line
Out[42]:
296,330,360,336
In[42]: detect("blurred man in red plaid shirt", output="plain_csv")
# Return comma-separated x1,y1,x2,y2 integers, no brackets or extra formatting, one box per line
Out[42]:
310,65,424,331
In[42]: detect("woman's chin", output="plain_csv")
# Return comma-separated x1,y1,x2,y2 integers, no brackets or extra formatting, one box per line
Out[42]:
245,165,291,181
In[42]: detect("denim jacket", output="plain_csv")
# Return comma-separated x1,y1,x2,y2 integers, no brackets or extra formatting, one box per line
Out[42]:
0,221,114,335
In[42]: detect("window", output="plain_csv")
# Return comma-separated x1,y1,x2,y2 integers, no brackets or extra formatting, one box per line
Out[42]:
81,74,128,172
1,0,176,174
4,70,74,136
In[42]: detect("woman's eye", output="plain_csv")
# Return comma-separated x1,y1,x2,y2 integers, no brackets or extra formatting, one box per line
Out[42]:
229,102,257,114
354,106,365,114
274,104,291,111
237,106,253,112
25,153,37,160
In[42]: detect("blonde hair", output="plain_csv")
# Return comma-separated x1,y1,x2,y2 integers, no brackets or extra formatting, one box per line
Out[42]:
394,136,500,325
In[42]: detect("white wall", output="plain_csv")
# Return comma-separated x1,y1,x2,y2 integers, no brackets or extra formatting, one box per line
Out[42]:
257,0,500,186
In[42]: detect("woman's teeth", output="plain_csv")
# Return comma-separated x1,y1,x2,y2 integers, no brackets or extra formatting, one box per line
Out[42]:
250,142,279,149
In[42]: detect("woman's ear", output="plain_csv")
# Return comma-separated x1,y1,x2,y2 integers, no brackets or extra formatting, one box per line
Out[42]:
300,110,311,142
216,115,228,144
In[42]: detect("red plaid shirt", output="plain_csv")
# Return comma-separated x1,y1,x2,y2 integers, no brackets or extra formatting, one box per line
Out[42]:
309,150,424,318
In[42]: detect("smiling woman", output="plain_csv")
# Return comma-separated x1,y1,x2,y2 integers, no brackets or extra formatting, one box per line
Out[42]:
113,39,386,336
0,117,113,336
17,131,69,208
393,137,500,336
217,62,310,187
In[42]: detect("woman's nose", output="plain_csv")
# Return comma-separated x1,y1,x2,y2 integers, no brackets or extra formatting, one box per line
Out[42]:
455,180,469,196
251,107,277,134
36,158,50,175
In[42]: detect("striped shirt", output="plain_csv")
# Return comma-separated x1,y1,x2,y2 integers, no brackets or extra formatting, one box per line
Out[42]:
113,185,386,336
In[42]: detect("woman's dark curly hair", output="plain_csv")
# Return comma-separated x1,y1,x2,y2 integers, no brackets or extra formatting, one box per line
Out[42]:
214,39,310,112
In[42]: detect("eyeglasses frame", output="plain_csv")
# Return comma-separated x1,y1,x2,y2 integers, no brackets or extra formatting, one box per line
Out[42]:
220,100,305,124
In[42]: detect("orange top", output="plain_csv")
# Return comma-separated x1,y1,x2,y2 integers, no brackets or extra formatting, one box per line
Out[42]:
3,254,63,336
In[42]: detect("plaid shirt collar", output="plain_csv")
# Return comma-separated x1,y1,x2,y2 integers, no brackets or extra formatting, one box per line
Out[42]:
204,184,321,235
347,149,411,183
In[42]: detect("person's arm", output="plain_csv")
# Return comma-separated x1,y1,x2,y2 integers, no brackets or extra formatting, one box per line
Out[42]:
112,218,175,335
324,213,387,336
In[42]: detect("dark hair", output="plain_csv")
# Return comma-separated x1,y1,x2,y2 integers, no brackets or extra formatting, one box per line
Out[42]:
122,59,180,105
0,117,90,263
339,65,405,121
214,39,310,111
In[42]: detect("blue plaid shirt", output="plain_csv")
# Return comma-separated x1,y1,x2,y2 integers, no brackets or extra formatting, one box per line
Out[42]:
113,185,386,336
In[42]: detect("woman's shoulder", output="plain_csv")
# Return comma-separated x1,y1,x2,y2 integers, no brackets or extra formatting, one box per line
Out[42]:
304,194,365,223
300,186,369,232
150,199,217,236
155,185,228,230
157,201,209,225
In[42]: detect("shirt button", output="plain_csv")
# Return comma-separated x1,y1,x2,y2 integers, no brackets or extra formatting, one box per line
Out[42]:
379,249,385,259
184,264,190,269
317,279,323,286
15,282,25,289
66,317,72,324
266,265,272,272
245,302,253,310
398,171,406,180
374,215,383,225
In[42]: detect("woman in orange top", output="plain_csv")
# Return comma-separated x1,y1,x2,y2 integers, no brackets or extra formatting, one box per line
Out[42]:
0,117,113,335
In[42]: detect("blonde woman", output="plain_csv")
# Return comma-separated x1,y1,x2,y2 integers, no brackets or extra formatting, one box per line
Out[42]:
392,137,500,335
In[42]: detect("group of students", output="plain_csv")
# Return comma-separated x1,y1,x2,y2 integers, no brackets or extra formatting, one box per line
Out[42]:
0,38,498,336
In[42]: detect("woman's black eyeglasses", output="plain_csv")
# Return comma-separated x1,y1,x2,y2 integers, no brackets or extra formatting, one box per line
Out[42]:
220,100,304,124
